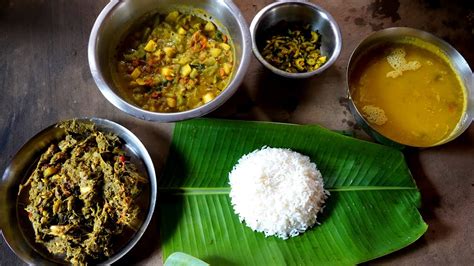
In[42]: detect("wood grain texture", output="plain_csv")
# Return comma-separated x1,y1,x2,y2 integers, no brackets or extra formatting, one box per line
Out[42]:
1,0,473,265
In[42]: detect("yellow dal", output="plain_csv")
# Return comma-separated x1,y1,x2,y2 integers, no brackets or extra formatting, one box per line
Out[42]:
350,39,466,147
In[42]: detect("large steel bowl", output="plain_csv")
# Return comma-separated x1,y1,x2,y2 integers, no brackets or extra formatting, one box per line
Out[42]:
0,118,157,265
347,27,474,148
88,0,251,122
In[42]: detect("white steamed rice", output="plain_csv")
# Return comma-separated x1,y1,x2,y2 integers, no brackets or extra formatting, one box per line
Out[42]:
229,147,328,239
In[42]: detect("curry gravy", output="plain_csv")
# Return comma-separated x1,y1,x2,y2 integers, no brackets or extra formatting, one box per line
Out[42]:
350,39,466,147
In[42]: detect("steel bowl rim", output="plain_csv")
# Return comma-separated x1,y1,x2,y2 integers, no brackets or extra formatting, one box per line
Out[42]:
0,117,157,264
346,26,474,148
249,0,342,79
88,0,252,122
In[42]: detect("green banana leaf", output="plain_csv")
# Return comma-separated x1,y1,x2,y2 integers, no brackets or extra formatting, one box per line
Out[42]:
158,119,427,265
164,252,209,266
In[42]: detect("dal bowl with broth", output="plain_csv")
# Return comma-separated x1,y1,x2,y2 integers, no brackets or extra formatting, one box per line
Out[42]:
347,27,474,148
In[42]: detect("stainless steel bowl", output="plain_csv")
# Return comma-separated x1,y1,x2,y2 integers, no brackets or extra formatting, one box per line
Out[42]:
347,27,474,148
250,0,342,79
0,118,157,264
88,0,251,122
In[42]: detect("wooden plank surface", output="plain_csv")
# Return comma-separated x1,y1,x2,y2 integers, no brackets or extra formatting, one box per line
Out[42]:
1,0,473,265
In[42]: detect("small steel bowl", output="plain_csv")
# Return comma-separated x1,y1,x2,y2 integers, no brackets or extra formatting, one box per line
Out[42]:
0,118,157,264
88,0,251,122
347,27,474,148
250,0,342,79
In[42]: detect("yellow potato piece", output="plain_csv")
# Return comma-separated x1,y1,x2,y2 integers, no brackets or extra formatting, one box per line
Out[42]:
131,68,141,79
136,78,146,85
203,92,215,103
204,22,216,32
144,40,157,52
167,97,177,107
219,43,231,51
181,64,192,77
165,11,179,23
210,48,222,57
161,67,173,77
177,27,186,35
163,47,176,58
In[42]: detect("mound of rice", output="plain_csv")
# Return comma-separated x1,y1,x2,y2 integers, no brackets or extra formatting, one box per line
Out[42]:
229,147,328,239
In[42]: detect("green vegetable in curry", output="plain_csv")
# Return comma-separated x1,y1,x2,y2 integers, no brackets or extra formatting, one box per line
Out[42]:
18,121,147,265
115,11,234,112
261,22,327,73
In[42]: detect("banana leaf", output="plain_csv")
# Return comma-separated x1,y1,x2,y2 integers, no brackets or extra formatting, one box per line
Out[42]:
164,252,209,266
158,119,427,265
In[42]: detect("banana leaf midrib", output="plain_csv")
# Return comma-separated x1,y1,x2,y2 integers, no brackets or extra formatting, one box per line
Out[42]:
160,119,427,264
158,186,419,195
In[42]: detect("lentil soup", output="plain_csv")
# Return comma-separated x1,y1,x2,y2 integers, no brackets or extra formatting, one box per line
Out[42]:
349,39,466,147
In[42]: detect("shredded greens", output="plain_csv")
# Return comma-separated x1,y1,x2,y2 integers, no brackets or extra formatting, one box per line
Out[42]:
261,22,327,73
18,121,147,265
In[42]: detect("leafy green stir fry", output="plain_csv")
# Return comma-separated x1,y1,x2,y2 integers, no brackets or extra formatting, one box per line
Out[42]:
18,121,147,265
261,22,327,73
116,11,234,112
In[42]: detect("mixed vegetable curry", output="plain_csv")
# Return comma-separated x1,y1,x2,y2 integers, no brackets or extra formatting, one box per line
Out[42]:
115,11,234,112
18,121,147,265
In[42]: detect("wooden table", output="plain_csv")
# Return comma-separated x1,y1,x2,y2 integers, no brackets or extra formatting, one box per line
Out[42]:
1,0,473,264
